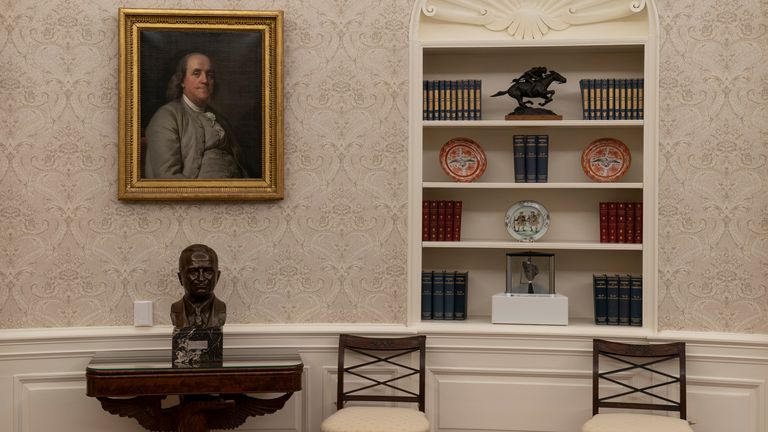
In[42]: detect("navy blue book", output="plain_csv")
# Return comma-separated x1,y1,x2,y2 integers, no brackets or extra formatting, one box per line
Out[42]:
524,135,537,183
630,78,638,120
630,274,643,326
618,274,631,326
473,80,482,120
421,270,433,320
600,79,608,120
449,80,458,120
607,78,615,120
535,135,548,183
466,80,474,120
432,270,445,320
438,80,446,120
606,274,620,325
463,80,471,120
513,135,526,183
592,78,599,120
617,79,626,120
445,80,451,120
593,274,607,325
453,271,468,320
625,78,632,120
428,80,436,120
613,78,620,120
579,79,589,120
637,78,645,120
443,271,456,320
465,80,472,120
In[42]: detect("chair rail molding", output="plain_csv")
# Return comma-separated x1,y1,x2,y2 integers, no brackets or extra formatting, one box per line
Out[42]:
420,0,647,40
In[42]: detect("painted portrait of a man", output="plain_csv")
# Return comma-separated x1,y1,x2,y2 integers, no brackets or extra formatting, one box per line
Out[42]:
139,31,264,179
118,9,283,201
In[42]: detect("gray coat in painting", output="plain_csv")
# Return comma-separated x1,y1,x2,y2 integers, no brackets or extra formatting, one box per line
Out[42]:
144,100,245,178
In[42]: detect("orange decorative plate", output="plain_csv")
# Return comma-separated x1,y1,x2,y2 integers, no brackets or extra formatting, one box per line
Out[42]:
439,137,487,182
581,138,631,182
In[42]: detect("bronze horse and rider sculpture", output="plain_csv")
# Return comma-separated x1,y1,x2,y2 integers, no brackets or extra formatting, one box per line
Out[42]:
492,67,567,118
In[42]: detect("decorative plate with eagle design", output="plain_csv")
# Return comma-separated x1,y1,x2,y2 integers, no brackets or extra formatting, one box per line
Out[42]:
581,138,631,182
439,137,487,182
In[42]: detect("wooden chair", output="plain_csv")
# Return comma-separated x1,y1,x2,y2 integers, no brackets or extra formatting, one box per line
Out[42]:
582,339,694,432
320,334,429,432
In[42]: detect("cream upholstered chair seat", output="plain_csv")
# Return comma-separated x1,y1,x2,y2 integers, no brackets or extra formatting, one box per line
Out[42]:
582,413,693,432
320,406,430,432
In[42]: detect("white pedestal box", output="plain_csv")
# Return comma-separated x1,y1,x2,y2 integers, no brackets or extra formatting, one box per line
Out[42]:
491,293,568,325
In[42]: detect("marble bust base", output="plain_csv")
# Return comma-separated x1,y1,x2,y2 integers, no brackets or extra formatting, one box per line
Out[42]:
172,327,223,368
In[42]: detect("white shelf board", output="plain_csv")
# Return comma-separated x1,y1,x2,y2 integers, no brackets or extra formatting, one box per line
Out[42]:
423,240,643,251
423,120,643,128
416,316,651,337
423,182,643,189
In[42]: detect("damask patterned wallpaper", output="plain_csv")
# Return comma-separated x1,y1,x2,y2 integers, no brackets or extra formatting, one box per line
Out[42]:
0,0,766,332
656,0,768,333
0,0,412,328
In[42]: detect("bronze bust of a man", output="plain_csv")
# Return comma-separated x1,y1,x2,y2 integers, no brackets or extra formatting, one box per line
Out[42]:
171,244,226,329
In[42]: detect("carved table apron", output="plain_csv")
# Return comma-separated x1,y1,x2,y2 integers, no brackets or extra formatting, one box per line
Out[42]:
86,349,303,432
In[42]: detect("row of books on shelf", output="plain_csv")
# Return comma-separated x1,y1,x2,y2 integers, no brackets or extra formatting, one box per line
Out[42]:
579,78,644,120
422,80,482,121
600,202,642,243
421,270,468,320
593,274,642,326
422,200,463,241
513,134,549,183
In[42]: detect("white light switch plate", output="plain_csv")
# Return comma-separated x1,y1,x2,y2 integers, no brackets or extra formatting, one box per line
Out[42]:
134,300,153,326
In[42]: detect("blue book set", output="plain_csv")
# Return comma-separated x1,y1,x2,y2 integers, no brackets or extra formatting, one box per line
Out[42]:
579,78,644,120
593,274,642,326
513,134,548,183
423,80,482,121
422,270,468,320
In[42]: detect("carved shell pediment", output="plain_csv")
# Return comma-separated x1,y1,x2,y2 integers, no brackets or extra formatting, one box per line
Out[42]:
421,0,647,40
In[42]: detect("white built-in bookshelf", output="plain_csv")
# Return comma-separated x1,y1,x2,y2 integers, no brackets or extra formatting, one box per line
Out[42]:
409,0,658,334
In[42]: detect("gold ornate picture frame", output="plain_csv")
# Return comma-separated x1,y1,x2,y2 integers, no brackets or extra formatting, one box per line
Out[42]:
118,9,283,200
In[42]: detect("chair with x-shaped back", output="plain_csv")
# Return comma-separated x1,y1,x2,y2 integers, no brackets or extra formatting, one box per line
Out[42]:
581,338,694,432
320,334,429,432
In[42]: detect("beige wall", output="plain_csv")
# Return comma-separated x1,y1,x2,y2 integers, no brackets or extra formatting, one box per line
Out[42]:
656,0,768,332
1,0,767,332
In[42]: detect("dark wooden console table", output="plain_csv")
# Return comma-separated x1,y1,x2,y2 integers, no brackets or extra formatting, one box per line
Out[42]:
86,349,303,432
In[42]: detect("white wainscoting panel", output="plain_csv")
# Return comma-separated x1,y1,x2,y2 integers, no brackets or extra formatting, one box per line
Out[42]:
431,367,592,431
1,327,768,432
14,373,141,432
687,377,764,432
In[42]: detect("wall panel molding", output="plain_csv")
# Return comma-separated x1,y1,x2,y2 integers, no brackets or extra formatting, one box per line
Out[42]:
686,376,765,432
2,328,768,432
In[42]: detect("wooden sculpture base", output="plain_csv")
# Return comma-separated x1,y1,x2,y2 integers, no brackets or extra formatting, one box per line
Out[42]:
505,114,563,120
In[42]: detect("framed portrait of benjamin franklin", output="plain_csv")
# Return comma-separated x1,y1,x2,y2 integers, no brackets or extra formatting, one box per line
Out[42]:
118,9,283,200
